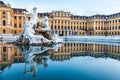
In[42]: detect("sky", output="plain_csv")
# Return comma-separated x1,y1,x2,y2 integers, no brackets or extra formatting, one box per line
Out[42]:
2,0,120,16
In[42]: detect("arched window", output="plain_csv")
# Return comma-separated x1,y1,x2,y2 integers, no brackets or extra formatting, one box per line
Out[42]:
3,47,6,52
3,29,6,33
14,31,17,34
54,26,56,29
2,11,6,18
3,20,6,26
2,10,6,14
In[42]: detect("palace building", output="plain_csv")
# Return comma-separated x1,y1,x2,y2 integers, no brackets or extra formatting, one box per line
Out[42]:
38,11,120,36
0,1,120,36
0,1,30,35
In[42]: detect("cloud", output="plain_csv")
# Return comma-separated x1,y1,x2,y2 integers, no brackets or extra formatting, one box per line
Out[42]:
2,0,120,15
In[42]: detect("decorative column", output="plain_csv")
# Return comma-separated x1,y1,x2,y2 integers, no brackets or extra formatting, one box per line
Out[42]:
22,16,24,28
7,11,11,26
7,46,11,61
94,20,96,30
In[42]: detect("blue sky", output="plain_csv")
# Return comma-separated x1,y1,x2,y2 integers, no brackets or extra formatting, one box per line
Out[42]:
2,0,120,15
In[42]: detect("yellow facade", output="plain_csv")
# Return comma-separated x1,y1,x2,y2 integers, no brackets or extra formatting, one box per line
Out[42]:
12,9,30,35
0,1,120,36
0,42,120,68
0,6,12,34
0,43,24,65
50,43,120,61
0,1,30,35
38,11,120,36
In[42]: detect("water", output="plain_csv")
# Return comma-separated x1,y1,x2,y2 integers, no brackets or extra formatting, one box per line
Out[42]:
0,42,120,80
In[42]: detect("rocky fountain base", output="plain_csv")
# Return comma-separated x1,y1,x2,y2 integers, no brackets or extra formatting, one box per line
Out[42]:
14,7,63,46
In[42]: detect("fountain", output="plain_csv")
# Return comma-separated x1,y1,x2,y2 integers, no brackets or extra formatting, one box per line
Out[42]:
20,43,63,77
14,7,63,45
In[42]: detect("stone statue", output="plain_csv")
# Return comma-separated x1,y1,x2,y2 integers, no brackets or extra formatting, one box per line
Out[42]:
16,7,63,45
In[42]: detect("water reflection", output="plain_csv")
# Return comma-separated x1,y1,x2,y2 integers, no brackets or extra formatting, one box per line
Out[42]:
0,42,120,79
22,44,62,77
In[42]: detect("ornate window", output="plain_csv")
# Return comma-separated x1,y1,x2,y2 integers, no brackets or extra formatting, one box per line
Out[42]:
19,24,22,28
14,16,17,19
3,20,6,26
3,29,6,33
2,10,6,14
14,24,17,28
3,47,6,52
2,10,6,18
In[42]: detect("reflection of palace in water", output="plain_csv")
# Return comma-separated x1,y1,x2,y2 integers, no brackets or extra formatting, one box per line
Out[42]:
53,43,120,61
0,43,24,72
0,42,120,74
50,43,120,61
